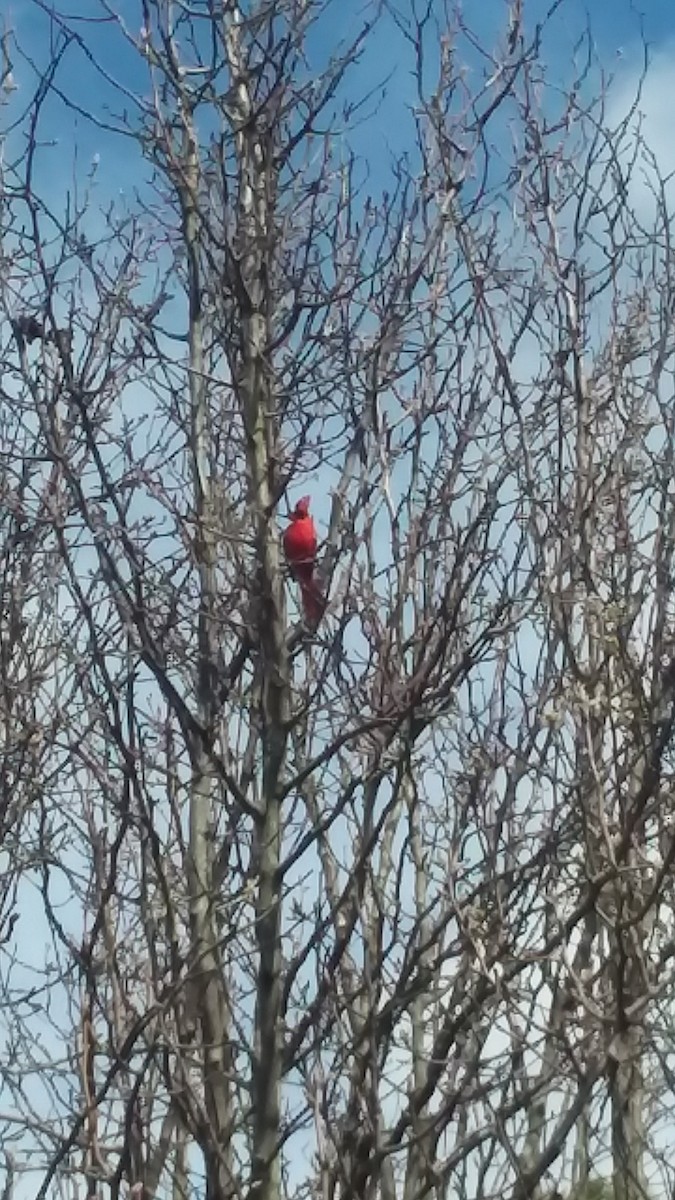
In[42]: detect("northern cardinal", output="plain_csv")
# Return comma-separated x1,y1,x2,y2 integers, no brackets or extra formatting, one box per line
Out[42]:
283,496,326,626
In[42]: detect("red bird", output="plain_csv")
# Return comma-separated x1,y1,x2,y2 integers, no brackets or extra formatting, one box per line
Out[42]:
283,496,326,626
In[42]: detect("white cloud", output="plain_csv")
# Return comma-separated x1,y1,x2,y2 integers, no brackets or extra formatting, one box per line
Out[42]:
605,43,675,219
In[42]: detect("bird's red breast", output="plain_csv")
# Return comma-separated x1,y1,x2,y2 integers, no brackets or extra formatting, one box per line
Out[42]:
283,498,325,625
283,514,317,564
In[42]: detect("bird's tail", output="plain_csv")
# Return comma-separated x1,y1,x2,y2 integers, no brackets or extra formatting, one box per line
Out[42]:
292,561,326,625
300,577,326,625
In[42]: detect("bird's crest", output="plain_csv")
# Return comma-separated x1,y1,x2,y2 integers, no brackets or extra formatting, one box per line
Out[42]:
293,496,311,518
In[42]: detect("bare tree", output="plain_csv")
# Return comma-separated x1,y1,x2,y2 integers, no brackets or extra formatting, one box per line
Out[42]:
1,3,675,1200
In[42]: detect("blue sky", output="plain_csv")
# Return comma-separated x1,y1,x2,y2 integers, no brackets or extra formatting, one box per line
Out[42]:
317,0,675,173
6,0,675,215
